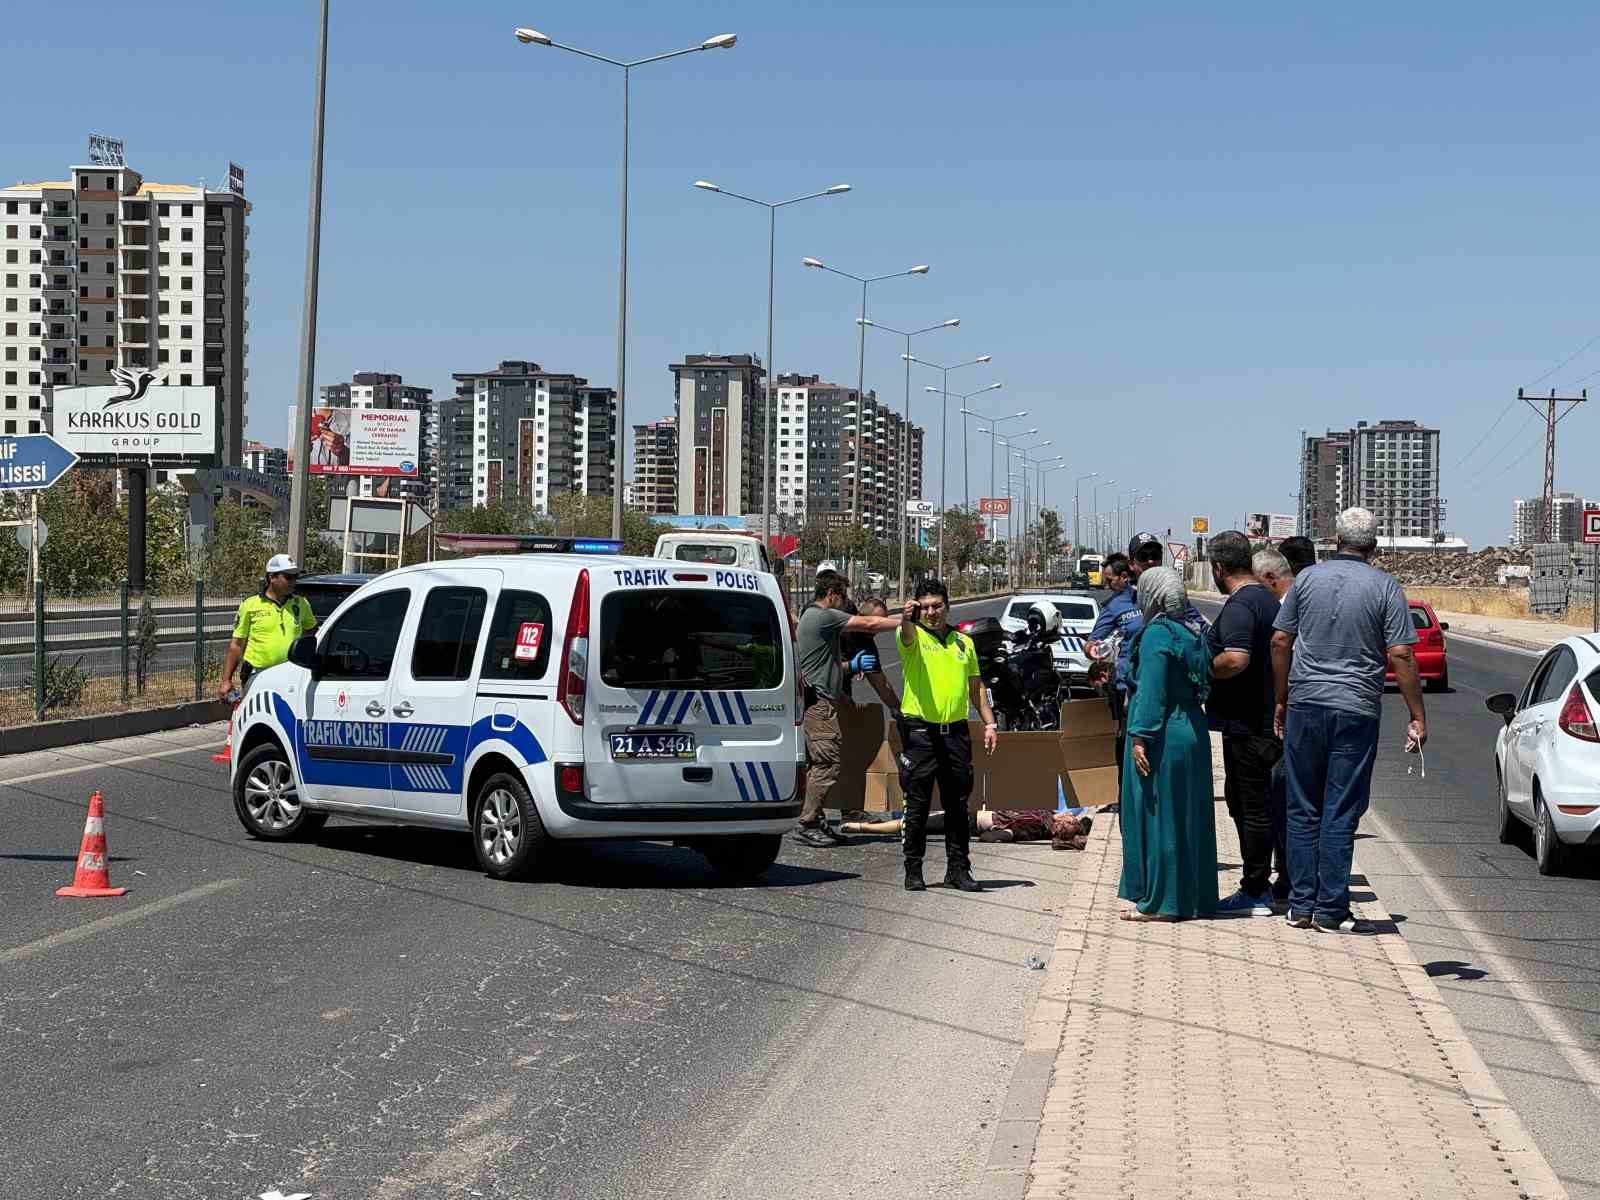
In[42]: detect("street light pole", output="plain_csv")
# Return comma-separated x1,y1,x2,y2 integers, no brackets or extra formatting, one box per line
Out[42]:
1073,471,1097,556
694,183,850,546
906,355,992,576
287,0,330,566
802,259,928,583
1008,437,1053,588
860,317,958,599
968,413,1031,564
1092,478,1117,554
516,27,738,539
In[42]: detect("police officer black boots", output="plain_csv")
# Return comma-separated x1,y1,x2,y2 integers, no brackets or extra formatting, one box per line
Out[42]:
944,823,984,892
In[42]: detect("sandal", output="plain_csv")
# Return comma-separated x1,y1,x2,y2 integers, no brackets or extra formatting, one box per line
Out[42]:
1119,908,1177,922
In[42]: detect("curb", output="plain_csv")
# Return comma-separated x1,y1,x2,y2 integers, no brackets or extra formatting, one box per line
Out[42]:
1351,849,1569,1199
0,699,227,758
978,811,1116,1199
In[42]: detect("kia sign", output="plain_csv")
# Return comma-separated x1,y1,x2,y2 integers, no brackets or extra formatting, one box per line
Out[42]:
305,407,421,477
51,382,218,467
978,497,1012,517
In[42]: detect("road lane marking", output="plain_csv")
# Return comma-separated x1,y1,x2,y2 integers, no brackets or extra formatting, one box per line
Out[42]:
0,741,216,790
1364,808,1600,1103
1,878,242,964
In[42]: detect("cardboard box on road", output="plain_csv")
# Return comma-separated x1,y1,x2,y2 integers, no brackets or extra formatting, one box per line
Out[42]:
820,696,1123,815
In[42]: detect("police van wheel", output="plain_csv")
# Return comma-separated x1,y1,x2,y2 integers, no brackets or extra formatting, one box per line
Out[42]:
473,772,547,881
699,834,783,883
233,743,327,841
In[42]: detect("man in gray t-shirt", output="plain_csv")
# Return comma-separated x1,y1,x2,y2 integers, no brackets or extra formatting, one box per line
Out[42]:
1269,507,1426,933
794,575,902,847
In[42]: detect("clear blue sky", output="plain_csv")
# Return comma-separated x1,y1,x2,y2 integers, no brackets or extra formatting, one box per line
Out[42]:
11,1,1600,546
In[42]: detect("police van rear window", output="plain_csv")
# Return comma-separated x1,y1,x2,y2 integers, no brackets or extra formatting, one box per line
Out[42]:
481,589,555,681
672,543,740,566
600,589,783,690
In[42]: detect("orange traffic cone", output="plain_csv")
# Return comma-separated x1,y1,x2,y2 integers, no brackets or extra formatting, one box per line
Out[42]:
55,792,128,898
213,697,239,764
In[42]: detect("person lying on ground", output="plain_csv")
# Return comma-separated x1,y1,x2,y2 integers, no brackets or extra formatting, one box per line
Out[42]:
840,808,1094,850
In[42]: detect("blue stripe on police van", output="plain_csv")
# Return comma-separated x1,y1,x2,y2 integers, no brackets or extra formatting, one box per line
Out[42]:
729,762,751,803
735,693,752,725
640,690,660,724
655,692,678,725
760,762,781,802
701,691,720,724
673,691,694,724
717,693,736,725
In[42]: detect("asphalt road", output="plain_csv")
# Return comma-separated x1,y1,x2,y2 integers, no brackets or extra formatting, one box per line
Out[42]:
0,604,1075,1200
1188,592,1600,1199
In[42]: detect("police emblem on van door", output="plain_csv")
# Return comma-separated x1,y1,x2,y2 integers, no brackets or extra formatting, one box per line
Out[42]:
691,699,706,719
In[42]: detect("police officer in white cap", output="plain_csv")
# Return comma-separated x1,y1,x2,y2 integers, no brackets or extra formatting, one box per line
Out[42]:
218,554,318,700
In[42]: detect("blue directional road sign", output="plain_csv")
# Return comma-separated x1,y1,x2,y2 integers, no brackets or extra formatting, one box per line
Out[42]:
0,434,78,491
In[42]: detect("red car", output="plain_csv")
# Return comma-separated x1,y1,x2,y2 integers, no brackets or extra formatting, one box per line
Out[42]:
1386,600,1449,691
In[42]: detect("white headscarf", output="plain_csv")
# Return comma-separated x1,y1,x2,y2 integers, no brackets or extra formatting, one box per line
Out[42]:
1136,566,1187,624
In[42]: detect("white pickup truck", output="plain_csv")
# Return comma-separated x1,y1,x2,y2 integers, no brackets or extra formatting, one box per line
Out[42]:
653,531,783,576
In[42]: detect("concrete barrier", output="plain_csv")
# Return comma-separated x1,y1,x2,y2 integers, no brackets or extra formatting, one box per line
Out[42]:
0,699,227,758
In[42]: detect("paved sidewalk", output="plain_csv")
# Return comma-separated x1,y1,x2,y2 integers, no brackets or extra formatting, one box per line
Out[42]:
1432,607,1570,652
1004,801,1567,1199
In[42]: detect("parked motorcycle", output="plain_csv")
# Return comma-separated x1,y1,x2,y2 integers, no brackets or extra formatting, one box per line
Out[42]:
961,608,1064,732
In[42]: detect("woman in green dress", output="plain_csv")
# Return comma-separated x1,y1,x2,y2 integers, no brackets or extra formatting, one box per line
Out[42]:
1118,566,1218,921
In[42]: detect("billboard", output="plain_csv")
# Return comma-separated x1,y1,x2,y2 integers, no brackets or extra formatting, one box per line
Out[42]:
306,407,420,477
1191,516,1209,534
1246,512,1297,541
52,380,218,467
978,497,1012,516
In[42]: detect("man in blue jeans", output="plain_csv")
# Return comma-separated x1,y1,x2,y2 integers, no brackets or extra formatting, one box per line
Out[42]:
1269,507,1426,934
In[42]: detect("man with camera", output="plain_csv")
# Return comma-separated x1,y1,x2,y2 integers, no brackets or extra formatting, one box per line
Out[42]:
896,578,999,893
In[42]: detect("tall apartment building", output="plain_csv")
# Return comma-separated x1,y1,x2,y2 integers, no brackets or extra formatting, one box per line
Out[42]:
1512,492,1592,546
631,417,678,514
770,373,924,537
1351,420,1442,541
670,352,766,517
1298,430,1352,541
319,371,434,503
436,360,615,513
0,148,248,461
241,440,287,479
1298,420,1441,541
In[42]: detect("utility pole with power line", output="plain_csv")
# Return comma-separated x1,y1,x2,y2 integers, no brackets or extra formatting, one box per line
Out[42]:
1519,387,1587,542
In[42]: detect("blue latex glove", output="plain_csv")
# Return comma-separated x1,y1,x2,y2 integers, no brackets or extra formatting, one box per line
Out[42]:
849,650,879,674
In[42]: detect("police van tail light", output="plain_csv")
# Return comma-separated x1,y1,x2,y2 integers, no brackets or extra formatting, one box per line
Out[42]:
1559,683,1600,742
557,568,590,725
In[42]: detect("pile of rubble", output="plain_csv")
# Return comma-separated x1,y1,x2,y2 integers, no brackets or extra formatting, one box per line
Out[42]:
1372,546,1529,588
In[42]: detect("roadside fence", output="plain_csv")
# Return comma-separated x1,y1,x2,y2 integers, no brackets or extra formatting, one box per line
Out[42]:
0,582,248,728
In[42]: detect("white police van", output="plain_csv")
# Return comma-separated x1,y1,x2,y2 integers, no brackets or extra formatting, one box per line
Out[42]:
228,550,802,881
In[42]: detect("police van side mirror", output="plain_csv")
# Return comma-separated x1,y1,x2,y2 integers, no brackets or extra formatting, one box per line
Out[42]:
288,634,321,673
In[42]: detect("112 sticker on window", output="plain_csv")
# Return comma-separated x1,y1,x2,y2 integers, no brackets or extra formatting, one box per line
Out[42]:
514,622,545,661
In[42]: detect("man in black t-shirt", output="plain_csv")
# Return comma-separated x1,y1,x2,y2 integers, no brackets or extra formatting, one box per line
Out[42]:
805,573,900,710
1206,530,1283,915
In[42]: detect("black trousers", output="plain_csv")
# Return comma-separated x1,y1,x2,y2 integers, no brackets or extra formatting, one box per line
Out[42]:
1222,732,1283,897
897,720,974,875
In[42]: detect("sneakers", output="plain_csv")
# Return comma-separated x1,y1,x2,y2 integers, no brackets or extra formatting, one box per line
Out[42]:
1312,915,1376,936
1284,911,1313,929
1216,888,1274,917
795,825,843,849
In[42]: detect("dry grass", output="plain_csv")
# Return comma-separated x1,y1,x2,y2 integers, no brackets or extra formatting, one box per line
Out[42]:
1406,586,1597,629
0,663,222,729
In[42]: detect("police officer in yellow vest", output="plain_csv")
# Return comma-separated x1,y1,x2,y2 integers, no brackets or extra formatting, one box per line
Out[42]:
218,554,318,700
896,578,999,893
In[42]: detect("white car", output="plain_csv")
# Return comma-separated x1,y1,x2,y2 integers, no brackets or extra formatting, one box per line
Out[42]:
1488,633,1600,875
999,593,1102,691
229,552,801,883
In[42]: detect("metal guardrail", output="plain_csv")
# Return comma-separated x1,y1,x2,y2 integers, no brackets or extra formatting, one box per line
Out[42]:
0,582,249,727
